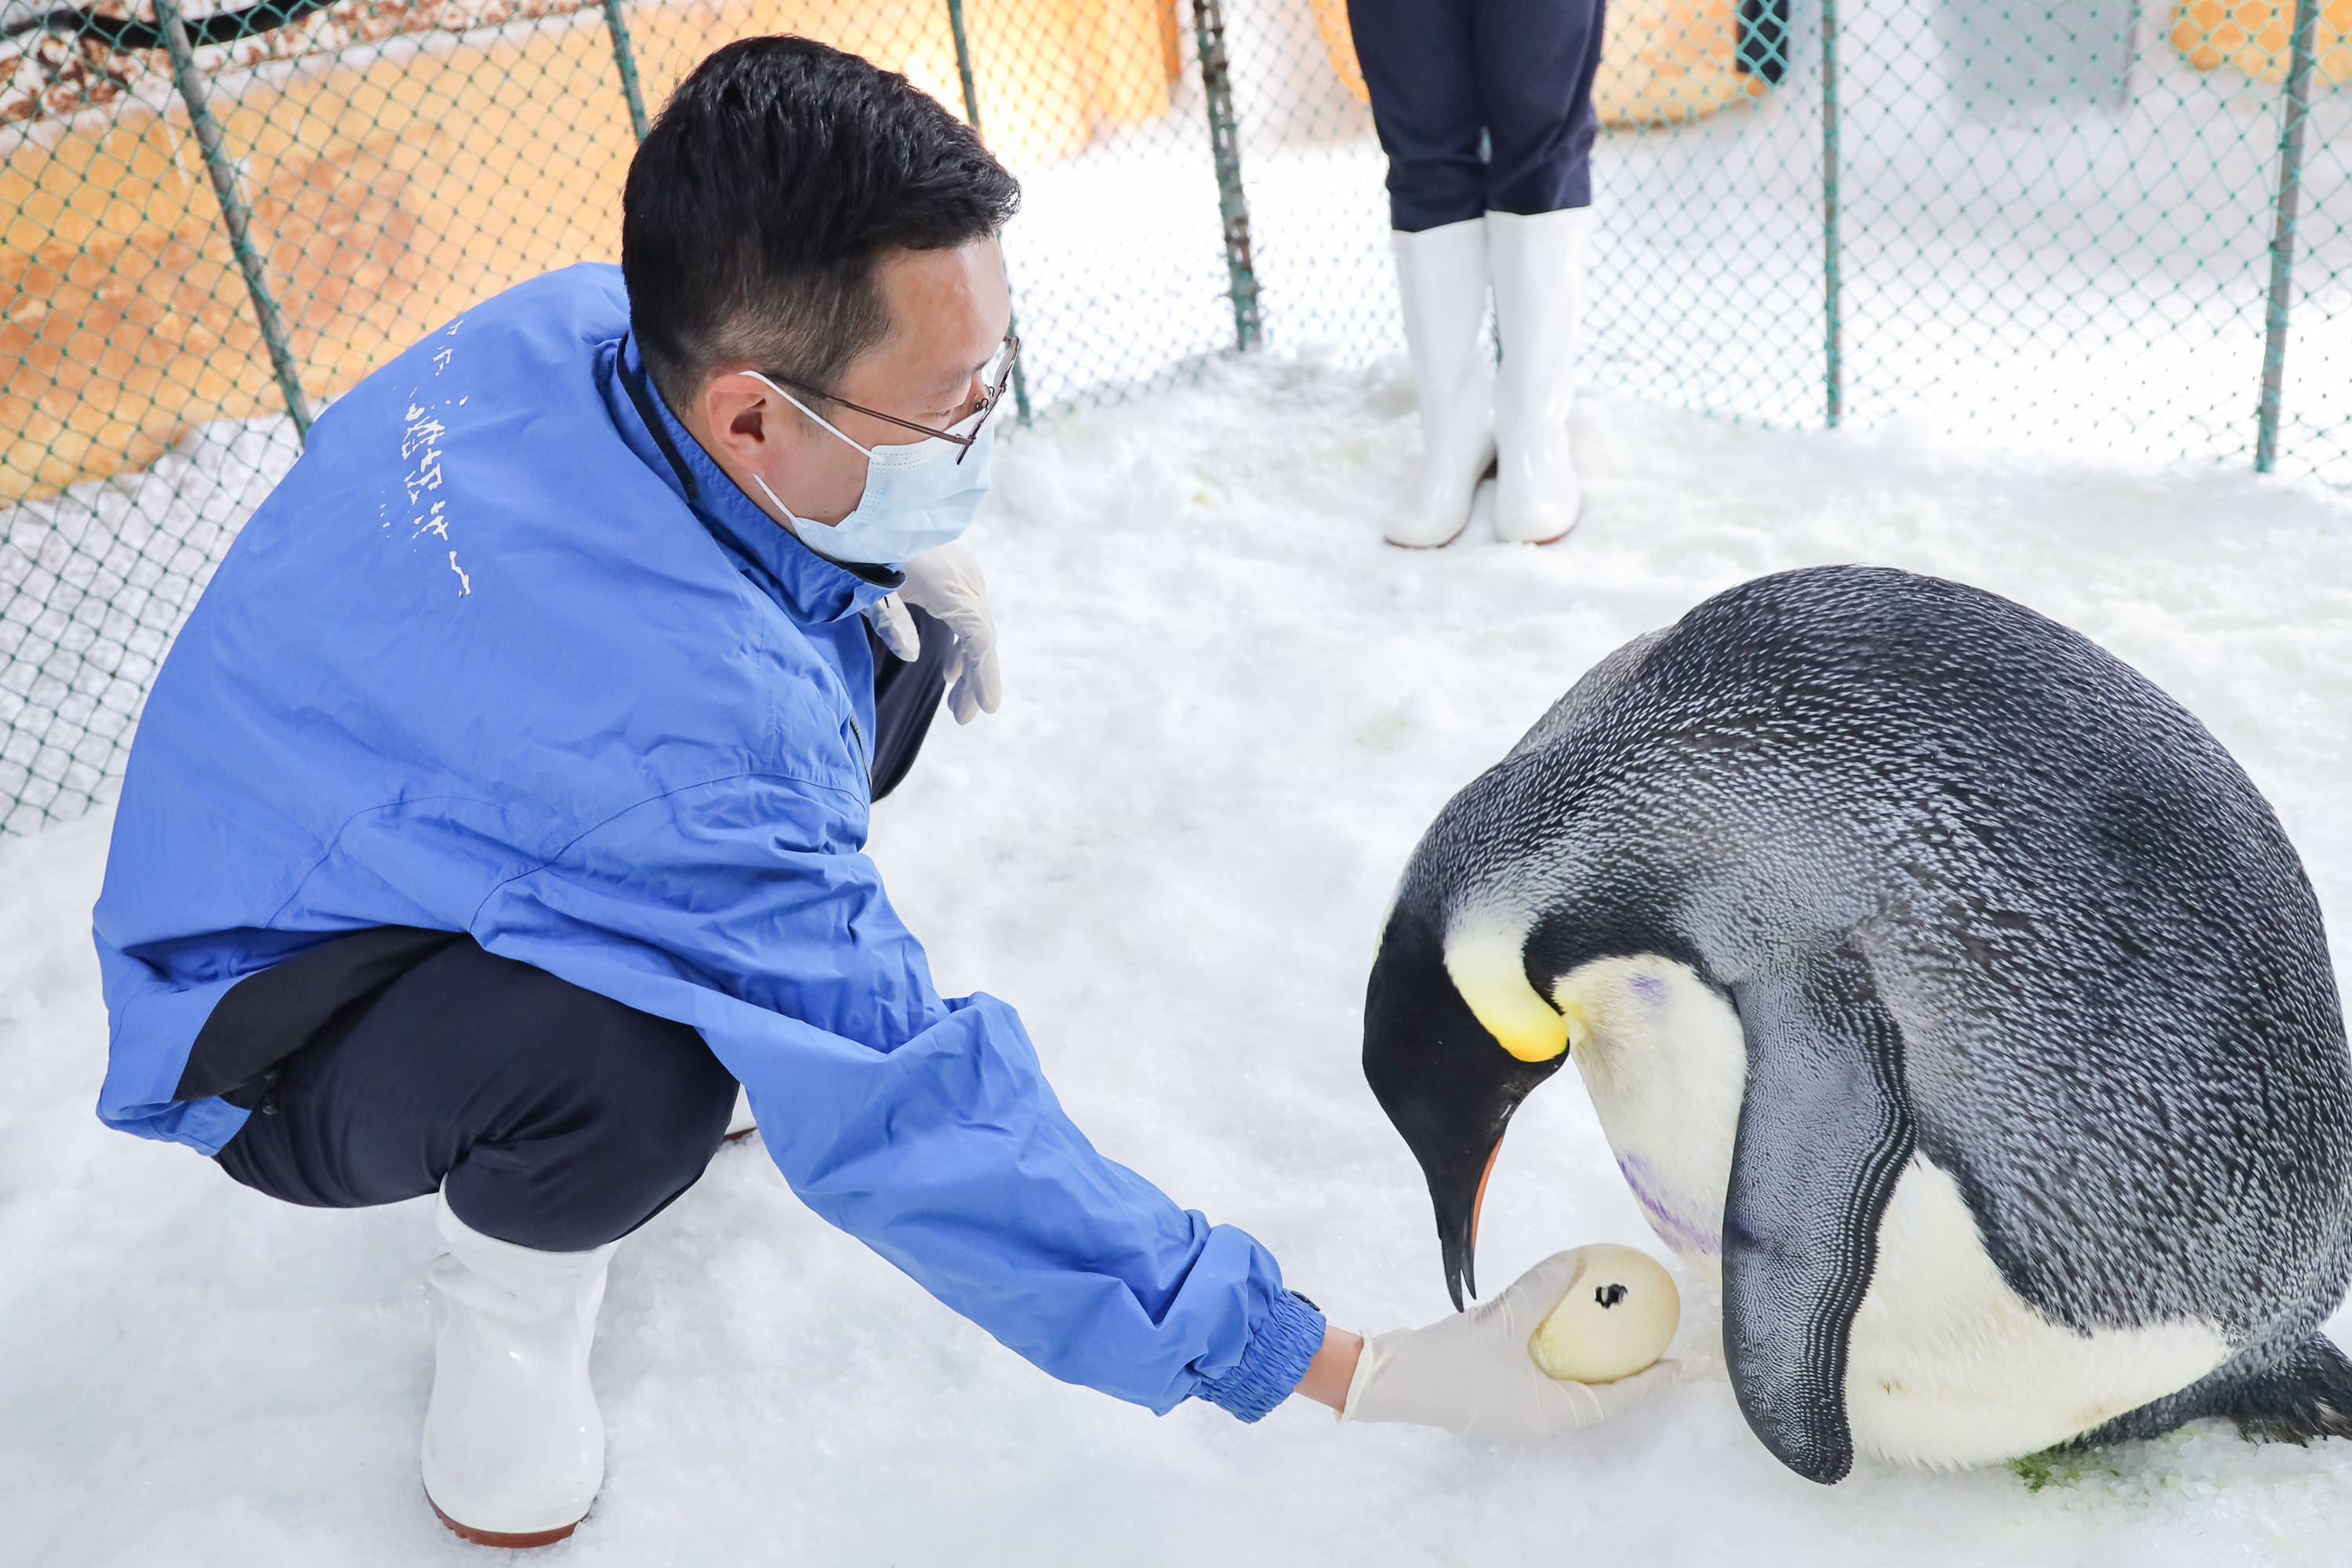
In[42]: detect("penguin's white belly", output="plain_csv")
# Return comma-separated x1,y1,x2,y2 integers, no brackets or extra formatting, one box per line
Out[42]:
1555,954,2232,1468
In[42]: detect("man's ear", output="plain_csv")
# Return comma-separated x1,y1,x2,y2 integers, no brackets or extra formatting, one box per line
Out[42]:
695,372,774,463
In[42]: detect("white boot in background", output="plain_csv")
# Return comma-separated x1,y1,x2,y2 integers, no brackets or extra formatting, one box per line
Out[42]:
422,1189,615,1547
1385,218,1496,549
1487,206,1596,545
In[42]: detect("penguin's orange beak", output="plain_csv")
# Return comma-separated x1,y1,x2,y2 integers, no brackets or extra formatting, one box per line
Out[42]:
1437,1135,1508,1310
1471,1138,1501,1260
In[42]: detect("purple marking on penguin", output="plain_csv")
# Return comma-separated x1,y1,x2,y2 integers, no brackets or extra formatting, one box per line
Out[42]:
1628,972,1669,1008
1617,1152,1722,1257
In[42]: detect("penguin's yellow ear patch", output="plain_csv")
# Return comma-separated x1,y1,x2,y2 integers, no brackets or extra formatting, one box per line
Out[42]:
1443,910,1570,1063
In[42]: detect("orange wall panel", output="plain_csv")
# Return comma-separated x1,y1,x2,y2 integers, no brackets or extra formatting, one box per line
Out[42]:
3,0,1178,503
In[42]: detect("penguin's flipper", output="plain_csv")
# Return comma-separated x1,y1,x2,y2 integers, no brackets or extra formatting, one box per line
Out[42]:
1723,946,1915,1485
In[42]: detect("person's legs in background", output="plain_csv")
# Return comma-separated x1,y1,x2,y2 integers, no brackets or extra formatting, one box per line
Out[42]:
1477,0,1606,544
1347,0,1497,549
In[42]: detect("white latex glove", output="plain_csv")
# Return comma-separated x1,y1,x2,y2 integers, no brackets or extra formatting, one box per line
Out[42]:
866,592,921,662
1339,1250,1680,1439
870,542,1001,724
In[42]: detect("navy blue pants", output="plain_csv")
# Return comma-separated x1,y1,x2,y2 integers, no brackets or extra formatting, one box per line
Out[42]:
216,608,953,1252
1346,0,1607,231
216,939,739,1252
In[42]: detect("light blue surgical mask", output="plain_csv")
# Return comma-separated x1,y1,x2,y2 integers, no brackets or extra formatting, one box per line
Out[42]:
738,371,995,566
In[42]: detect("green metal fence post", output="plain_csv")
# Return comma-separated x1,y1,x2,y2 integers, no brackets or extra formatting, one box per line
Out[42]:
2254,0,2319,474
153,0,313,437
1820,0,1842,428
601,0,650,142
946,0,1032,426
947,0,985,140
1190,0,1261,352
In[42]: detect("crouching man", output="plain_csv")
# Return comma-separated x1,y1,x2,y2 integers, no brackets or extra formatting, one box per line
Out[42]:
92,35,1671,1547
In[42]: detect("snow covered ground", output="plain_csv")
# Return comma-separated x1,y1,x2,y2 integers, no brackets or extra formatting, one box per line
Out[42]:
5,354,2352,1564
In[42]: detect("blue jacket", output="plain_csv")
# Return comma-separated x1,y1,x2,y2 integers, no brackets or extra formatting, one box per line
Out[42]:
92,264,1322,1420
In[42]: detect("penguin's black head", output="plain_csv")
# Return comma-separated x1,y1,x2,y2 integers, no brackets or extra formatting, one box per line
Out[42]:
1364,891,1568,1311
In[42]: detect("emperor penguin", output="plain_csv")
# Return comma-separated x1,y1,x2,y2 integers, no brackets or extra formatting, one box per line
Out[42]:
1364,565,2352,1483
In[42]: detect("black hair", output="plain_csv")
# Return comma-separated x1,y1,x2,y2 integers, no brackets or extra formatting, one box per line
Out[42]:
621,36,1021,418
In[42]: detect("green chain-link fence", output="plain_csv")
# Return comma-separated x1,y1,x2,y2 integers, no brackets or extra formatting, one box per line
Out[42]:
4,0,2347,836
1213,0,2347,464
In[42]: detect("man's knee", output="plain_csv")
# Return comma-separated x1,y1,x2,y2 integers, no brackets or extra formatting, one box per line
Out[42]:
479,960,738,1178
211,938,738,1250
416,948,739,1250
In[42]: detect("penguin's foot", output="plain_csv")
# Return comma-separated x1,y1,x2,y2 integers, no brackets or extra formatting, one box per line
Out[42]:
2216,1334,2352,1446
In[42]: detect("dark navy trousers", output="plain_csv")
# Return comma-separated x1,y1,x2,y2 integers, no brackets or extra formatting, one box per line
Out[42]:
1346,0,1607,231
216,608,953,1252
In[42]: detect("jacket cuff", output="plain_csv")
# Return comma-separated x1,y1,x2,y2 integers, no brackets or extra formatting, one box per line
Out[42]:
1197,1290,1327,1423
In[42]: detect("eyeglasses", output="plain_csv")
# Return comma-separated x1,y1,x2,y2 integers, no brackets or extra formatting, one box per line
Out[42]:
764,334,1018,464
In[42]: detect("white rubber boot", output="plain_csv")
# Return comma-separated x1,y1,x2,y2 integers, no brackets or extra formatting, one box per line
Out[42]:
421,1190,615,1548
1384,218,1496,549
1487,206,1596,545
